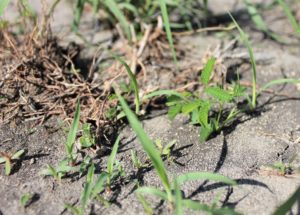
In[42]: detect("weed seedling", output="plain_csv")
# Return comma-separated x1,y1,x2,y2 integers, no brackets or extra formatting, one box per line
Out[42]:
20,193,34,208
155,139,176,162
41,159,78,181
0,149,25,175
79,123,95,148
65,100,81,165
115,88,239,214
131,150,149,169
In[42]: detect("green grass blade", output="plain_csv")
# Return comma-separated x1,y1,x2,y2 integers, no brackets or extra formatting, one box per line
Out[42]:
158,0,178,66
176,172,236,186
0,0,9,17
5,158,11,175
104,0,131,40
182,200,211,212
273,186,300,215
276,0,300,39
91,172,109,199
81,164,95,209
136,187,168,201
259,78,300,94
65,100,81,162
107,135,121,174
200,57,216,86
115,89,172,200
229,12,257,109
113,54,140,114
143,90,185,100
174,179,183,215
136,193,153,215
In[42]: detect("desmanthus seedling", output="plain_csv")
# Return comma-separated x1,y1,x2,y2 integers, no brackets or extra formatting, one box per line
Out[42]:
115,88,239,214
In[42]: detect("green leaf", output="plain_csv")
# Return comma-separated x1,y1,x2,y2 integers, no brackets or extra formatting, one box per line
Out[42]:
182,200,210,212
174,179,183,215
0,0,9,17
65,100,80,163
158,0,178,66
72,0,85,31
168,104,182,120
5,158,11,175
198,101,210,128
176,172,236,186
20,193,33,207
199,125,213,142
229,12,257,108
136,187,168,201
259,78,300,94
104,0,131,40
143,90,185,101
200,57,216,85
91,172,109,199
113,54,140,114
115,90,172,200
182,100,202,115
81,164,95,209
107,135,121,175
273,186,300,215
11,149,25,160
137,193,153,215
205,86,233,102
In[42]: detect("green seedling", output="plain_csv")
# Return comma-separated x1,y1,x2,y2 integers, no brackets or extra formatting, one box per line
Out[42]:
113,54,140,115
229,13,257,109
271,162,293,176
115,89,239,214
79,155,92,177
79,123,95,148
145,57,246,142
155,139,176,161
0,149,25,175
131,150,149,169
65,100,80,165
106,135,125,189
20,193,34,208
41,159,78,181
273,185,300,215
66,164,110,215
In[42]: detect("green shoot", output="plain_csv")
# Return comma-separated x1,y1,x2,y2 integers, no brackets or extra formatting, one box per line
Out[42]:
155,139,176,161
41,159,77,181
106,135,121,187
115,88,172,201
20,193,34,208
229,12,257,109
276,0,300,39
113,54,140,114
0,149,25,175
65,100,80,165
79,123,95,148
131,150,149,169
158,0,178,66
259,78,300,95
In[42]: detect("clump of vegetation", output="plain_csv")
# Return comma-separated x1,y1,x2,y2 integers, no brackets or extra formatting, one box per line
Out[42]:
0,149,25,175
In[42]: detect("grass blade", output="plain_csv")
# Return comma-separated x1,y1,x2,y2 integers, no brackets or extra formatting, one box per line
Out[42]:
113,54,140,114
158,0,178,66
81,164,95,209
104,0,131,40
91,172,108,199
115,89,172,200
259,78,300,94
65,100,80,163
176,172,236,186
107,135,121,174
229,12,257,109
0,0,9,17
273,186,300,215
174,179,183,215
143,90,185,100
136,187,168,201
276,0,300,39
